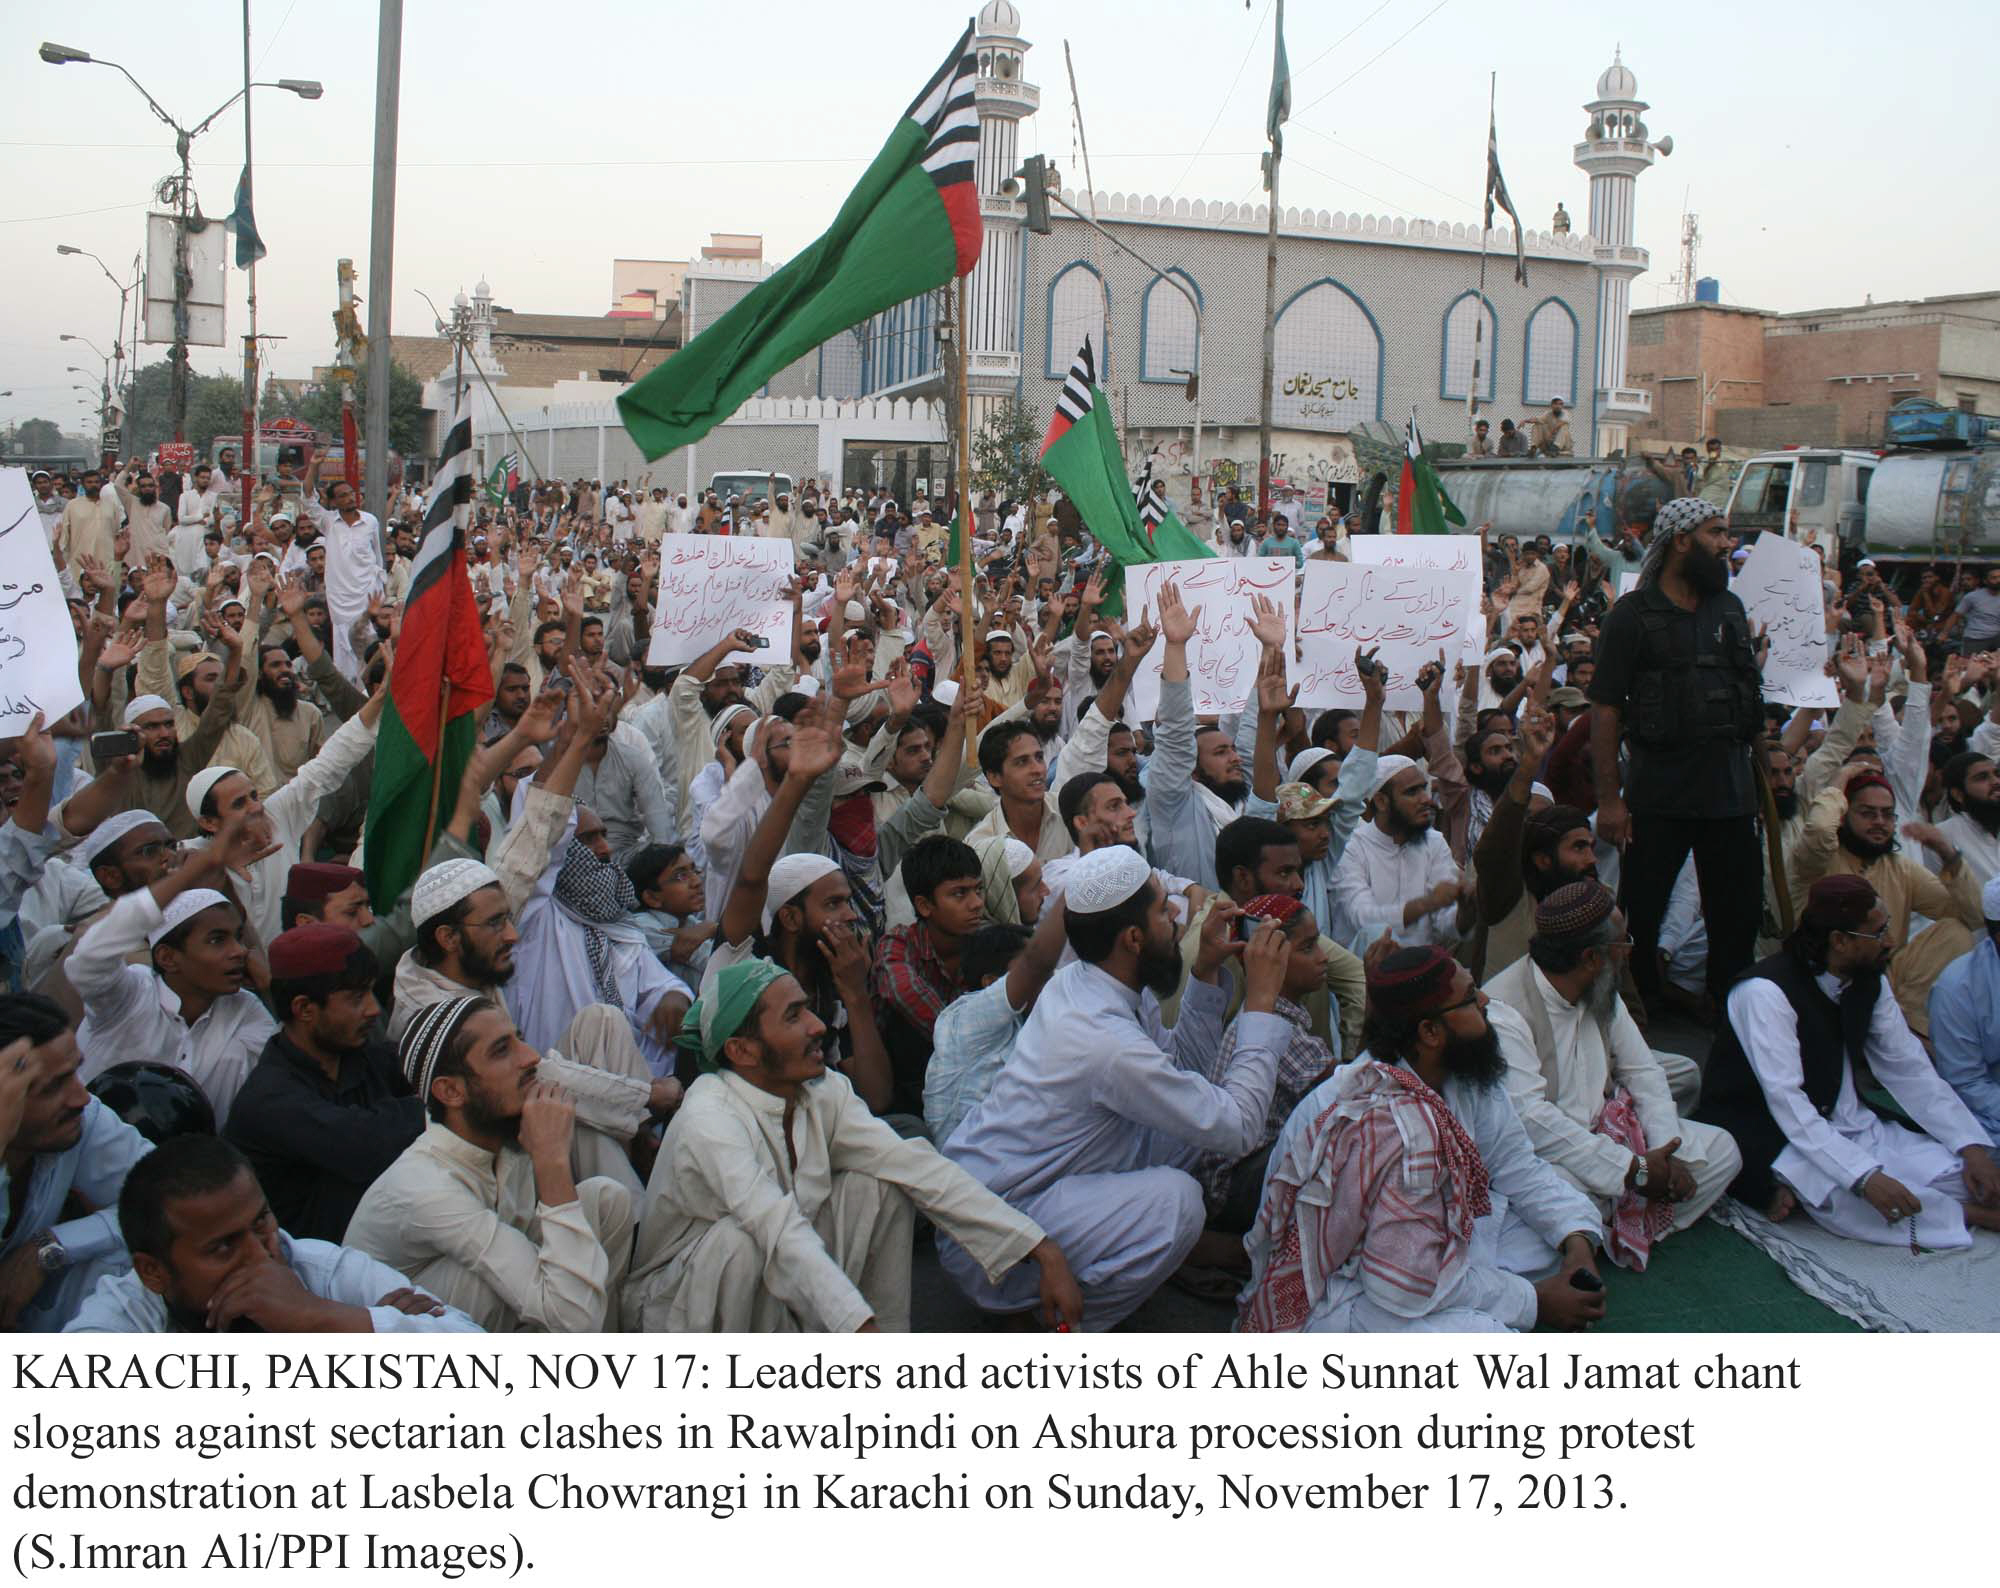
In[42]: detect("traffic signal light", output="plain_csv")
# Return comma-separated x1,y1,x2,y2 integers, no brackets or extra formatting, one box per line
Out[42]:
1014,154,1054,234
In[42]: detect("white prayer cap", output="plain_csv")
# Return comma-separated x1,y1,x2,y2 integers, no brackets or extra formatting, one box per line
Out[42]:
1001,837,1034,879
78,809,166,868
412,857,501,928
1484,647,1518,668
1984,875,2000,922
1287,746,1336,784
794,675,821,699
709,703,753,749
763,854,842,933
1088,629,1114,644
186,765,244,818
1531,781,1554,803
844,601,868,622
1368,754,1419,801
122,694,174,727
146,888,232,947
1063,844,1151,914
933,679,960,707
984,629,1012,645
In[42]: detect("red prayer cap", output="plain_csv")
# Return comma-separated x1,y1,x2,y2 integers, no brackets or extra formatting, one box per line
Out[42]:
1367,944,1459,1017
1240,893,1304,925
269,923,366,980
1843,771,1893,803
1803,874,1878,932
286,862,365,903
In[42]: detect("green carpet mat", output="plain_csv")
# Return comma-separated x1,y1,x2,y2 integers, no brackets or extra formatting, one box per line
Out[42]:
1594,1217,1860,1332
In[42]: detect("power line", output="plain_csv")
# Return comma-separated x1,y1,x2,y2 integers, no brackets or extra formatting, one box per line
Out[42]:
1164,0,1270,201
0,197,153,225
1291,124,1477,213
1293,0,1452,118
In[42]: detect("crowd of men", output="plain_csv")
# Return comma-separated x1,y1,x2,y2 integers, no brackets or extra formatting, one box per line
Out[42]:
5,445,2000,1336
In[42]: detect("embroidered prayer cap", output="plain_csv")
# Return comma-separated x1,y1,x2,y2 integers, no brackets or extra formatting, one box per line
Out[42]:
708,702,753,749
676,955,791,1072
399,995,489,1102
1063,844,1152,914
1367,944,1461,1019
1240,892,1304,925
1534,878,1616,941
146,888,233,947
121,693,175,727
1654,496,1724,540
1843,770,1893,803
1367,754,1419,801
185,765,244,819
762,854,842,934
1286,746,1336,784
412,857,502,929
286,861,364,903
269,923,365,980
1984,874,2000,923
1275,781,1336,822
1000,837,1034,878
78,809,165,868
1803,874,1879,932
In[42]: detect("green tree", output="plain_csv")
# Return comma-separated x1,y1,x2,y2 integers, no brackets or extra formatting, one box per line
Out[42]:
12,418,65,455
972,397,1050,504
184,376,251,457
279,362,428,457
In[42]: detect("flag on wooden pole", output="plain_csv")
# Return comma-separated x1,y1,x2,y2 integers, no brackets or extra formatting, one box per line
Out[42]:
362,373,494,910
1396,409,1466,535
1485,107,1528,286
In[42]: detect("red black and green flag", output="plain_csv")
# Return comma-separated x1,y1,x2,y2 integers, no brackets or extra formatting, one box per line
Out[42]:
363,378,495,910
617,23,982,460
1039,338,1213,616
1396,409,1466,534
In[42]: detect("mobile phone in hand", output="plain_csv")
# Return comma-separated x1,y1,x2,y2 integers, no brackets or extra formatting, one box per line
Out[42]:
91,729,140,760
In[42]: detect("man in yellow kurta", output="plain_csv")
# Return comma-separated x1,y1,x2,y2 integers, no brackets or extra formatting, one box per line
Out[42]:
624,956,1082,1332
1790,763,1983,1036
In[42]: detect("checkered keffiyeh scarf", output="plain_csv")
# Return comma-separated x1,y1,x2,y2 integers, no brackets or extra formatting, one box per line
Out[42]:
1593,1088,1674,1271
1240,1060,1492,1333
553,838,640,1008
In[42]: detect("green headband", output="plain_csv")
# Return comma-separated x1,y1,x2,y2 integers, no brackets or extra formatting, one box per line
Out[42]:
676,956,789,1073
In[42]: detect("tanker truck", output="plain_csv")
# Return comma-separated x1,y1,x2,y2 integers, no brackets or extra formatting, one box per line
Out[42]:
1716,444,1999,568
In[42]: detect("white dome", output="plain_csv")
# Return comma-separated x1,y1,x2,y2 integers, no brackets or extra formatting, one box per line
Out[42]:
474,278,491,297
452,290,469,310
1596,49,1637,101
977,0,1021,36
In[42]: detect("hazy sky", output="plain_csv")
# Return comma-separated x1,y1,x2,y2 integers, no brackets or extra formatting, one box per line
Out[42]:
5,0,1995,433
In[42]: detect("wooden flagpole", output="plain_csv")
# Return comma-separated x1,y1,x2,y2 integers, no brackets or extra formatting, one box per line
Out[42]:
1468,72,1495,442
955,272,978,771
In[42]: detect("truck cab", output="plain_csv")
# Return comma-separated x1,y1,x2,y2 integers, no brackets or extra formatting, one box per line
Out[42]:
1723,448,1877,565
707,471,793,511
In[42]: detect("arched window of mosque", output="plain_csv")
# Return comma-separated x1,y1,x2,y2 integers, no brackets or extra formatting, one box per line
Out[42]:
1272,279,1381,431
1140,271,1200,383
1047,264,1107,379
1523,299,1578,407
1441,292,1498,402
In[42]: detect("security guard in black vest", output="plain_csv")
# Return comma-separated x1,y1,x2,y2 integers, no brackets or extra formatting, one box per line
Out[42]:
1587,497,1768,1012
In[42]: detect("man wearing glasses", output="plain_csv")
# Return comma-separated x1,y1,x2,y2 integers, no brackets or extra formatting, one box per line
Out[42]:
1697,873,2000,1247
1484,881,1740,1269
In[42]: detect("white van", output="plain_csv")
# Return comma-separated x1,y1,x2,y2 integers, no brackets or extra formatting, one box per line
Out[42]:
706,471,793,509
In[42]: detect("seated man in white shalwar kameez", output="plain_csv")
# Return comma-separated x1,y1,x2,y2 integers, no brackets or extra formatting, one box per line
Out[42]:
1329,755,1472,955
1484,881,1740,1269
346,996,635,1333
1240,945,1607,1334
625,957,1082,1333
1695,873,2000,1248
940,845,1292,1330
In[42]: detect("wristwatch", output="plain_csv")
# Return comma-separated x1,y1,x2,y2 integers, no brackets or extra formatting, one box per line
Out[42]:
1631,1156,1650,1191
34,1232,68,1274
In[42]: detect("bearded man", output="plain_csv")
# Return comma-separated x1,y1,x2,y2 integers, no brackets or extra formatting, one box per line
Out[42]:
1590,496,1767,1010
1484,882,1739,1268
1239,945,1606,1333
239,645,329,782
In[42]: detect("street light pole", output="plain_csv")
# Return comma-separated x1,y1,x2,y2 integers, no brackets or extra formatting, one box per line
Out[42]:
55,246,137,440
363,0,405,525
36,42,321,447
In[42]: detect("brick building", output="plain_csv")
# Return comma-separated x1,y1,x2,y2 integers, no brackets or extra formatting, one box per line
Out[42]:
1627,291,2000,451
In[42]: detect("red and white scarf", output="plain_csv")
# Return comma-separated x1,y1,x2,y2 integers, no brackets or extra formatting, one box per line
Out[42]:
1240,1061,1492,1333
1593,1088,1674,1270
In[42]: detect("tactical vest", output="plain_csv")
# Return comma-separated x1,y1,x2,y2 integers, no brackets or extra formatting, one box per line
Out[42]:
1623,593,1763,751
1696,950,1879,1206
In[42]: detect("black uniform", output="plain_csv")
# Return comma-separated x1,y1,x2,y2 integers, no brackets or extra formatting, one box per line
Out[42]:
1588,581,1765,1003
